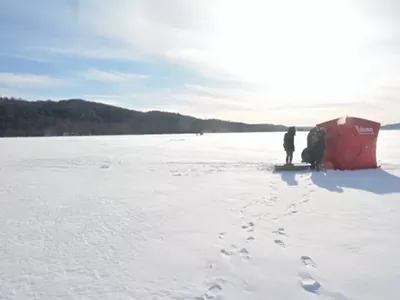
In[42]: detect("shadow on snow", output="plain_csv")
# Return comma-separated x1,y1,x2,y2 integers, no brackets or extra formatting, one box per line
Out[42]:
310,168,400,195
280,171,299,186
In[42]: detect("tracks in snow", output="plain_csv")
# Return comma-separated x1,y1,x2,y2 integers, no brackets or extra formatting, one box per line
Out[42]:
266,175,351,299
193,171,351,300
271,225,350,299
219,221,254,262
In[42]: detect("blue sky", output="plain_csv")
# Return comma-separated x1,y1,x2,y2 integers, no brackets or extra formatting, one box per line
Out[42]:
1,0,400,125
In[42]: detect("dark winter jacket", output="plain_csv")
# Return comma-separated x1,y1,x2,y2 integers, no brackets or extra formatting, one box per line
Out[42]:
301,148,311,163
309,130,326,163
307,127,318,149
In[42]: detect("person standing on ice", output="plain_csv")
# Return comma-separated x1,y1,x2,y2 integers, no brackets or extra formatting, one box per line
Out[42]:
307,127,318,149
308,128,326,171
305,126,319,169
314,128,326,171
283,126,296,164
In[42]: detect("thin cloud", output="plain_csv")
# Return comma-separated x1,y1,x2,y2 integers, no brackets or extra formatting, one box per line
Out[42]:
0,72,65,88
183,84,252,100
83,68,150,82
43,46,147,62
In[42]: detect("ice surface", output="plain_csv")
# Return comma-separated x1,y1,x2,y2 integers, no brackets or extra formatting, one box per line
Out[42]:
1,131,400,299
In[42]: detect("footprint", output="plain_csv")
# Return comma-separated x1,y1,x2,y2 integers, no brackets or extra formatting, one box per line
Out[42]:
247,236,255,241
220,248,233,257
289,204,298,214
195,278,227,300
239,248,250,260
300,256,316,267
274,239,286,248
220,244,237,256
300,271,350,300
218,232,225,240
195,286,222,300
273,228,286,236
298,272,321,293
221,245,250,260
242,221,255,232
208,284,222,292
194,296,209,300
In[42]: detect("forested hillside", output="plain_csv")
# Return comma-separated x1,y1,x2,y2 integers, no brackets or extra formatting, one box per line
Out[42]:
0,97,287,137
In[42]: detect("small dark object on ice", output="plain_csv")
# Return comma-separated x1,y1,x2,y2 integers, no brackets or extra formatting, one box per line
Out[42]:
273,162,310,172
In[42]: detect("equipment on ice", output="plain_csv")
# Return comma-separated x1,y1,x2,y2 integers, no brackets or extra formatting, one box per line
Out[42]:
273,162,310,172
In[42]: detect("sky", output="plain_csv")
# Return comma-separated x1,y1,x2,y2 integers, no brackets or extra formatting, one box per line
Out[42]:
0,0,400,126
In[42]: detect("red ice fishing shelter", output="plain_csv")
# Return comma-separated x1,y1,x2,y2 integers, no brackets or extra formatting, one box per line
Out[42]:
316,116,381,170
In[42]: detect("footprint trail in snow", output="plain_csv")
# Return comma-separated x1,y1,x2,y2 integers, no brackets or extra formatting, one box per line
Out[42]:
273,227,287,248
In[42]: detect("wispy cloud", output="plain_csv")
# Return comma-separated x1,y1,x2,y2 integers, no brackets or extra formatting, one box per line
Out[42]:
75,1,381,83
42,46,146,62
83,68,149,82
183,84,254,100
0,72,65,88
3,0,400,125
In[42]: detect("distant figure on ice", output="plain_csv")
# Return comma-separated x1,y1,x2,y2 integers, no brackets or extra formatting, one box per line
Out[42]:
283,126,296,164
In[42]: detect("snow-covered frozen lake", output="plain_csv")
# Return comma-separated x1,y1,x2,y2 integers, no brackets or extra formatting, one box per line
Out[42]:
1,131,400,300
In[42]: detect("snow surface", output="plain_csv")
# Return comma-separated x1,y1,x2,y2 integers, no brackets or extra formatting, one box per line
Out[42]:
1,131,400,300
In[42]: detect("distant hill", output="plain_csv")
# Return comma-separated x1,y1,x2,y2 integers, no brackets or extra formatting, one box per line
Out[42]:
382,123,400,130
0,97,293,137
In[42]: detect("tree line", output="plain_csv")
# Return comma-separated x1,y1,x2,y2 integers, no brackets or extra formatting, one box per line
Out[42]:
0,97,289,137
